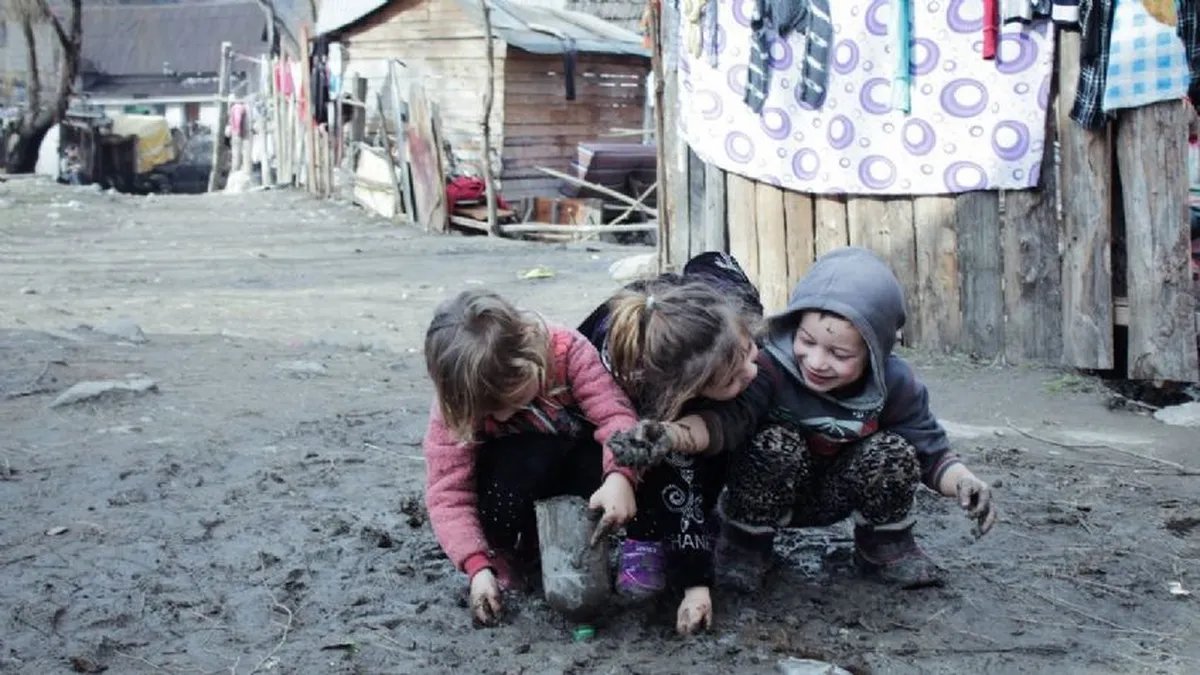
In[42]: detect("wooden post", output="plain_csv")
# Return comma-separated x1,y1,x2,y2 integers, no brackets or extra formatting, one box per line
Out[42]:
1003,98,1063,364
956,191,1004,359
388,61,416,221
783,191,814,291
1116,100,1198,381
914,196,963,352
702,164,726,252
300,24,316,193
813,196,848,255
259,55,272,187
376,91,404,222
480,0,499,236
649,4,669,271
1057,29,1114,369
726,174,759,286
351,76,367,147
207,41,232,192
661,0,687,269
687,149,707,257
756,183,789,313
534,496,611,620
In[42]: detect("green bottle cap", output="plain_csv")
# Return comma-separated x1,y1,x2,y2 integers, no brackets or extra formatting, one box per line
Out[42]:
571,625,595,641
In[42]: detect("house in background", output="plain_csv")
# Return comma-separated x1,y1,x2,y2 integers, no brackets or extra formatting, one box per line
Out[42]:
317,0,650,199
78,1,269,131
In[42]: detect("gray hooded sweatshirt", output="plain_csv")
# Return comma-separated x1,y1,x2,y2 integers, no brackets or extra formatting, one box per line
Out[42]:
698,247,959,488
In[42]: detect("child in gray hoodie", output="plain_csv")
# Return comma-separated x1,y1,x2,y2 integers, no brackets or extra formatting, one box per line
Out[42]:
611,247,997,589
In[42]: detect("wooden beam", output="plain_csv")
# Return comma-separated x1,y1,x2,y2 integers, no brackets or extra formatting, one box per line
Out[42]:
687,148,706,258
1003,104,1063,364
649,1,668,271
702,164,727,252
756,183,789,313
956,191,1004,360
913,196,963,352
534,166,658,216
1057,29,1114,369
783,191,814,290
814,195,849,255
726,174,759,288
207,42,232,192
662,0,686,268
1116,100,1199,381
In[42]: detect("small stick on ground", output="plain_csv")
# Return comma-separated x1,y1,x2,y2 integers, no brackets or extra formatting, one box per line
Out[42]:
1005,419,1200,476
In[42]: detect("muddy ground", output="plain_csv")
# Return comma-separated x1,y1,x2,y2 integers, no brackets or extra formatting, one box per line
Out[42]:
1,177,1198,674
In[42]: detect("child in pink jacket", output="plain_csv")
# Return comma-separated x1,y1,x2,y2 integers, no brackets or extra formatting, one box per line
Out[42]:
422,290,639,625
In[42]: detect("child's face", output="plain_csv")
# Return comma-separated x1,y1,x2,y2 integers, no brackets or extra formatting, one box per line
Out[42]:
699,336,759,401
487,377,540,422
791,312,868,393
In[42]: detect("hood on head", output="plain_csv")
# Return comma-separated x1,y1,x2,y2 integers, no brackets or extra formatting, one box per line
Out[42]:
763,247,906,408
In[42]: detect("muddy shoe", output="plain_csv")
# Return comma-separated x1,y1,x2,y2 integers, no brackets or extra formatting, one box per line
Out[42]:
853,522,943,589
616,539,666,600
714,524,774,593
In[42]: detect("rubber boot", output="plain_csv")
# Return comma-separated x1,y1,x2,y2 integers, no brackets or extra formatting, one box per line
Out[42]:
853,520,943,589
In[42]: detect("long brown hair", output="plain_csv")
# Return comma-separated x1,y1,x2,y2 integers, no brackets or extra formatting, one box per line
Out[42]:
604,280,755,420
424,290,551,441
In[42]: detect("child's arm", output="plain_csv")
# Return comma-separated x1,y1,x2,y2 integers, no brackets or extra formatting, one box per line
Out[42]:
562,329,640,483
422,402,493,579
881,356,995,535
609,355,778,468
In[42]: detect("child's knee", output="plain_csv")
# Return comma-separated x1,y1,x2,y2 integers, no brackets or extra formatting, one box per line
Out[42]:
859,432,919,485
745,424,807,474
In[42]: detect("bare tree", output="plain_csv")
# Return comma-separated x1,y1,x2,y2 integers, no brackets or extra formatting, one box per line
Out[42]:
4,0,82,173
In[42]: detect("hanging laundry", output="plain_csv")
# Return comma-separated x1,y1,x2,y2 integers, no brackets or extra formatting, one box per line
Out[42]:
704,0,720,66
562,37,578,101
891,0,912,114
228,102,247,138
1069,0,1115,128
1181,0,1200,106
744,0,832,113
678,1,1055,195
275,58,295,97
1101,0,1189,113
983,0,999,59
683,0,705,58
328,42,344,97
1053,0,1081,28
1002,1,1056,23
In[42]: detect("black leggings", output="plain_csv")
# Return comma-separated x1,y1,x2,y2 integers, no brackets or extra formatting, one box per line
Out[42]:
625,452,727,589
475,432,602,553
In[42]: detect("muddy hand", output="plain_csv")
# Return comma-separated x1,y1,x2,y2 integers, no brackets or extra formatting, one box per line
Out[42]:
676,586,713,636
955,475,996,537
608,421,673,469
588,473,637,547
469,568,503,626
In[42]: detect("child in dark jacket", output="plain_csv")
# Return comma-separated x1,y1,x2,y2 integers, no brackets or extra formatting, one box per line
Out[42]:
612,247,997,589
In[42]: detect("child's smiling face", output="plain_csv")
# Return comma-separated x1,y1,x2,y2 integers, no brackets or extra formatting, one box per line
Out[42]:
791,311,869,393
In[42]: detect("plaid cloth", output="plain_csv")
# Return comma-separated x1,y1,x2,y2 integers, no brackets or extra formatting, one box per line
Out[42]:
1101,0,1190,112
1070,0,1116,128
1181,0,1200,105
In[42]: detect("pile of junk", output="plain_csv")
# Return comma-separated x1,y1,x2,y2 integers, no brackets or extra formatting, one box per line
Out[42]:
49,111,212,194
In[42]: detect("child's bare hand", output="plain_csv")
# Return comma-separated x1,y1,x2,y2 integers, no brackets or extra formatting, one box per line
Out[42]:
588,473,637,546
469,569,503,625
609,421,673,468
676,586,713,635
955,475,997,537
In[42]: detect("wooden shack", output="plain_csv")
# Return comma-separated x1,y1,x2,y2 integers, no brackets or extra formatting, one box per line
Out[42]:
318,0,651,200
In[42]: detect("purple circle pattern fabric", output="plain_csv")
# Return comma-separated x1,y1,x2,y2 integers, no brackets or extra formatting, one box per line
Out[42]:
678,0,1055,195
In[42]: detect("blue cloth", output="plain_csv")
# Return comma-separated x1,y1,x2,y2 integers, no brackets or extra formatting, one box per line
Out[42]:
1101,0,1190,113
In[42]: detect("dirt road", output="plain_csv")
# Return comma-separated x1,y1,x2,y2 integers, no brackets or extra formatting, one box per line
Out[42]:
2,178,1197,674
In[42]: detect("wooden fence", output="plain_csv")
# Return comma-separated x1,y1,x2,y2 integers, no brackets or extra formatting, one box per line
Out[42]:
654,17,1199,383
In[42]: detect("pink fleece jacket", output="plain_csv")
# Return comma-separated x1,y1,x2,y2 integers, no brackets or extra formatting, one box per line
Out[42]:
422,324,638,578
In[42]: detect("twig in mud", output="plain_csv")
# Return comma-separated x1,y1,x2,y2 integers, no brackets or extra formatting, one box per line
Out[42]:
1045,572,1135,597
1005,419,1200,476
1024,588,1174,638
247,553,295,675
114,651,175,673
4,360,60,399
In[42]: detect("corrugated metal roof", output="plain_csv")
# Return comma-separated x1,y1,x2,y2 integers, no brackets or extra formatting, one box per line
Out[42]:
454,0,649,57
81,2,269,76
314,0,390,37
318,0,648,58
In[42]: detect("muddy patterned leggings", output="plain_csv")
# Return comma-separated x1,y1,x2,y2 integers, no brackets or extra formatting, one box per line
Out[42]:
720,424,920,530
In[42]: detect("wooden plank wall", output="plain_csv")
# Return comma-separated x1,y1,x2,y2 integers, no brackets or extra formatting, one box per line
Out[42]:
341,0,503,174
658,25,1197,380
500,52,649,199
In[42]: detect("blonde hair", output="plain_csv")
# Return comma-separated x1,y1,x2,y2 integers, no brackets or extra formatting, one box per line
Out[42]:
425,290,551,441
605,280,755,420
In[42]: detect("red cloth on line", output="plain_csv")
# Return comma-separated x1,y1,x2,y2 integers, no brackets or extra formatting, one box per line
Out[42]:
982,0,998,60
